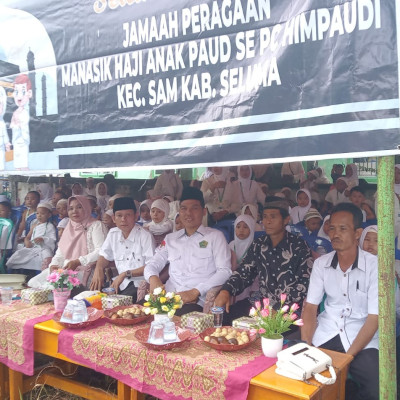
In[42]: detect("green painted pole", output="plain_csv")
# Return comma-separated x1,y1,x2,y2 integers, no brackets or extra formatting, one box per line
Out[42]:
377,156,396,400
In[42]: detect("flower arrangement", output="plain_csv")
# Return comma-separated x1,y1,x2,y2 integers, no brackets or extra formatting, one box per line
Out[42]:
46,269,81,291
143,287,183,318
249,294,304,339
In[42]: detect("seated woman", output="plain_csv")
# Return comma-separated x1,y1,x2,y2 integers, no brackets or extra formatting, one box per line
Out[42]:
144,199,173,246
137,199,152,225
7,202,56,279
28,195,108,289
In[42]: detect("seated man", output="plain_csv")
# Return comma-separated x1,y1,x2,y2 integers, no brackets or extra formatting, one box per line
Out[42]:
301,203,378,400
144,186,232,316
90,197,155,302
215,197,313,326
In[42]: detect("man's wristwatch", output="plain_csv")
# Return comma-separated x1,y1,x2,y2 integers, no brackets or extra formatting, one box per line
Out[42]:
125,270,132,279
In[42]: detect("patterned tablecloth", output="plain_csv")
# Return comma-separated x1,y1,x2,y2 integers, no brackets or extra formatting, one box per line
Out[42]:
59,320,277,400
0,301,55,375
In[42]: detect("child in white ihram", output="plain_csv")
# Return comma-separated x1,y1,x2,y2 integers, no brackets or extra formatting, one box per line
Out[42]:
143,199,173,246
7,202,56,275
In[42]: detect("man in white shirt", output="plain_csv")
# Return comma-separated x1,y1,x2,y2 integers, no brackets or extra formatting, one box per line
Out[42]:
90,197,155,301
144,187,232,315
301,203,378,400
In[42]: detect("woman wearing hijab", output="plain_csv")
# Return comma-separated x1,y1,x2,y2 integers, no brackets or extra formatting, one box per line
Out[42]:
138,199,153,225
201,166,240,224
234,165,265,207
315,167,330,184
71,182,84,196
36,183,54,203
95,182,110,215
153,169,183,200
289,189,312,224
343,163,359,192
28,195,108,289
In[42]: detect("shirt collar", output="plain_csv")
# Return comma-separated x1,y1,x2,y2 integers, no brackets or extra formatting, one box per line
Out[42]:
177,224,206,238
118,224,139,243
329,249,360,271
265,231,291,251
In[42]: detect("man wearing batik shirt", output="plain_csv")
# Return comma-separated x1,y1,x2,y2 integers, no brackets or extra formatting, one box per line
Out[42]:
215,197,313,325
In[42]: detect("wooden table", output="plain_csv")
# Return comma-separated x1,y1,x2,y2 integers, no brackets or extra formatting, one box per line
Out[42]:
249,349,353,400
3,320,353,400
5,319,136,400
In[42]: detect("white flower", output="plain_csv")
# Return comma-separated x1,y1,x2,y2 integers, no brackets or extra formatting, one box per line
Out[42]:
165,292,173,299
144,294,150,301
168,309,176,318
153,287,163,295
150,308,158,315
143,307,151,315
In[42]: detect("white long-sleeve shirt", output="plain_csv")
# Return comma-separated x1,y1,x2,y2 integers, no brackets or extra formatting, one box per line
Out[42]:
144,225,232,306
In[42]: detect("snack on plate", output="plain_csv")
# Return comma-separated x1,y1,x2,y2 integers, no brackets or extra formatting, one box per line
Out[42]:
204,327,250,346
109,305,145,320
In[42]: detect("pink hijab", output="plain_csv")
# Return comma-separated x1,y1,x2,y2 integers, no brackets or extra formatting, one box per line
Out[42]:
58,196,96,261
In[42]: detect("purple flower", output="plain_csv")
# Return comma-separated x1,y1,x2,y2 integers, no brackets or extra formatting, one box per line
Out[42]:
258,328,266,334
47,273,59,283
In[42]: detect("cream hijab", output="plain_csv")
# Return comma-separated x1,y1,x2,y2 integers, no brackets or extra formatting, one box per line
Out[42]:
145,199,173,235
229,214,256,263
290,189,312,224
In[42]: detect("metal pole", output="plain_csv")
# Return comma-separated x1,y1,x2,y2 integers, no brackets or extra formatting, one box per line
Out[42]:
377,156,396,400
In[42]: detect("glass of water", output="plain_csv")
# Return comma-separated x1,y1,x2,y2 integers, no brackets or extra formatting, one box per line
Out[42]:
1,287,13,306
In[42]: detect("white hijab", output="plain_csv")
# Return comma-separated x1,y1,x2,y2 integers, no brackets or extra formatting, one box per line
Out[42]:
290,189,312,223
229,214,256,263
343,163,359,187
138,199,153,224
317,215,331,241
395,165,400,195
145,199,173,235
213,167,229,182
95,182,110,213
241,203,258,222
359,225,377,250
237,165,253,199
36,183,53,203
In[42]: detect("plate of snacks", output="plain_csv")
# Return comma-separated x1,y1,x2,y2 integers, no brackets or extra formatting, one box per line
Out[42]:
103,305,151,325
53,307,103,329
200,326,257,351
135,326,195,350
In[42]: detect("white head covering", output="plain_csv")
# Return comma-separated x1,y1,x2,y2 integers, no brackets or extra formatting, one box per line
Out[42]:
138,199,152,224
36,183,54,203
290,189,312,223
343,163,359,188
237,165,253,196
173,213,181,232
146,199,173,235
395,165,400,195
316,167,330,184
359,225,378,250
213,167,229,182
229,214,256,263
317,215,331,241
95,182,110,213
241,203,258,222
37,202,53,212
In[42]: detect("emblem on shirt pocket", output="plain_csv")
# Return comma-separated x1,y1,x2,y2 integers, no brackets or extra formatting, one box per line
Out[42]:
199,240,208,248
159,240,166,248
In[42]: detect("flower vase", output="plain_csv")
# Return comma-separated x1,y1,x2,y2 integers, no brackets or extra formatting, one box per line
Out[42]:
261,335,284,358
153,313,171,325
53,289,71,312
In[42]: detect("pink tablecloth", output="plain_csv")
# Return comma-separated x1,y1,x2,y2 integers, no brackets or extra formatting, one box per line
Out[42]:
59,320,277,400
0,301,55,375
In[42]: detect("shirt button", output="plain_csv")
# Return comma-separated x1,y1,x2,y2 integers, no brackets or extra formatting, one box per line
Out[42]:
344,274,346,277
343,294,346,296
340,329,343,332
126,258,129,260
341,316,343,318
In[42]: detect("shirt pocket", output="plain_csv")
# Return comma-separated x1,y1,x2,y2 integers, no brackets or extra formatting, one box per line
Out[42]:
189,249,214,274
352,289,368,318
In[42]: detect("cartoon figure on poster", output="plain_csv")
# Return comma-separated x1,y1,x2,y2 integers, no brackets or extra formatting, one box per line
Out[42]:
10,74,32,170
0,87,11,171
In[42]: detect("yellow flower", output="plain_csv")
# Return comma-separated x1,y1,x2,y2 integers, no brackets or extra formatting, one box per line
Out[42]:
159,297,167,304
174,295,181,302
168,309,176,318
161,305,169,312
161,289,166,295
143,302,151,307
173,304,181,309
150,308,158,315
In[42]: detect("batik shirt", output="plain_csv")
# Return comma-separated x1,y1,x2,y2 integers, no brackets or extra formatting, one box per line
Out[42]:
221,231,313,308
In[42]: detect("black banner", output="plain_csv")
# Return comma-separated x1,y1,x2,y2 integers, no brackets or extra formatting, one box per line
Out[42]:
0,0,398,171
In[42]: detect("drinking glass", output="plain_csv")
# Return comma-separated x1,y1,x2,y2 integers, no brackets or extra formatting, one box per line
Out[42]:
148,322,164,345
1,287,13,305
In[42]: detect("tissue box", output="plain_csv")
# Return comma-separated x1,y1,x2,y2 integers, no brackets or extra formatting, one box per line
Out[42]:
232,317,255,330
181,312,213,334
21,288,52,305
101,294,132,309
